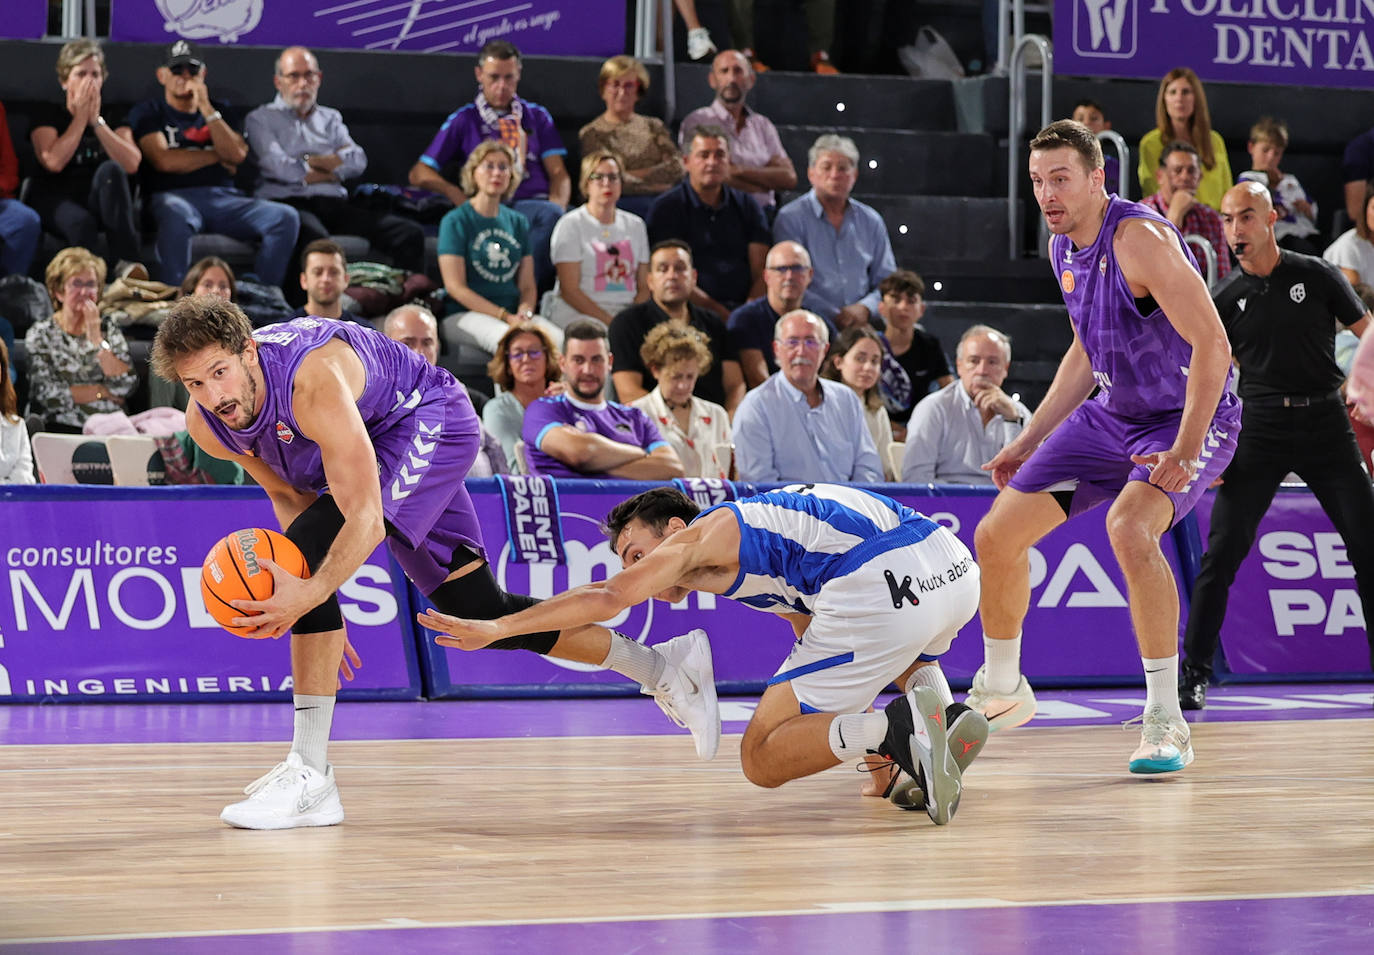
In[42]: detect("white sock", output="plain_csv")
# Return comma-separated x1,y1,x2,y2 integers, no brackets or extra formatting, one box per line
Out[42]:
290,694,335,773
601,632,665,689
828,712,889,760
905,665,954,708
1143,655,1183,720
984,633,1023,695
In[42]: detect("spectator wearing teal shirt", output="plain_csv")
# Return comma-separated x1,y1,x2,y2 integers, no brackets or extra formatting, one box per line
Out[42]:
437,141,563,355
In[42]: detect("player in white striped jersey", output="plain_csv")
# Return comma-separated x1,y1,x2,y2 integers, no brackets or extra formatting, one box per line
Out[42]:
420,483,989,825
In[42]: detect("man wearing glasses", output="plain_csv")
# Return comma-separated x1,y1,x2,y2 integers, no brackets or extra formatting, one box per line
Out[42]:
246,46,425,275
128,41,299,288
730,309,881,483
728,240,834,388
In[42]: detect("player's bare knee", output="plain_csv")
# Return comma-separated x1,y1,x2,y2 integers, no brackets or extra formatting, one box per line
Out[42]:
974,514,1019,566
739,748,786,789
1104,510,1161,564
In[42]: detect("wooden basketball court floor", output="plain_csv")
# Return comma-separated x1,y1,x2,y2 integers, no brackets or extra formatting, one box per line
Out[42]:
2,683,1372,953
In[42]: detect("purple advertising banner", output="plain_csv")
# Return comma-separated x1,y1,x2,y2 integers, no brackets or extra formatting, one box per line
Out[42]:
423,480,1175,696
110,0,624,56
0,1,46,39
0,487,421,702
1194,488,1368,674
1054,0,1374,89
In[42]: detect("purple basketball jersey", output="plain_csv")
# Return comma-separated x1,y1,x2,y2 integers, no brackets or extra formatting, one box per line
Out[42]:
199,317,486,593
1050,196,1235,420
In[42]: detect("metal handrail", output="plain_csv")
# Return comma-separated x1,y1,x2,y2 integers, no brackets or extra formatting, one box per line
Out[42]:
996,0,1055,74
1183,232,1219,289
633,0,677,123
1007,34,1054,259
1097,129,1130,199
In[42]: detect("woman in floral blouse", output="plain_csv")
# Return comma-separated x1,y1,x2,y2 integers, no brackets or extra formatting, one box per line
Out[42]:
630,323,730,479
24,246,136,432
578,56,684,218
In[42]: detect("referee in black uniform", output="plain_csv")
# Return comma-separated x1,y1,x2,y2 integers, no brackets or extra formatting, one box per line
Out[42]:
1180,181,1374,708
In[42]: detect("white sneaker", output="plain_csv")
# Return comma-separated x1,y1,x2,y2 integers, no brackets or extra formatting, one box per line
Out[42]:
964,664,1037,731
645,629,720,760
1127,704,1194,774
220,752,345,830
687,27,717,61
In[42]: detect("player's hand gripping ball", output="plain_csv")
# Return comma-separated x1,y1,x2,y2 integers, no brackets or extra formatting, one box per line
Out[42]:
200,528,310,637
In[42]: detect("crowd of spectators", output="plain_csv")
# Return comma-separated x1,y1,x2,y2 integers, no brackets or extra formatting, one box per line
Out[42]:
4,39,1373,497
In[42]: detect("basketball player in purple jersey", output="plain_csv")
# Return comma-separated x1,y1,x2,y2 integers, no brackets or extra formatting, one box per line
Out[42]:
151,299,721,830
963,120,1241,773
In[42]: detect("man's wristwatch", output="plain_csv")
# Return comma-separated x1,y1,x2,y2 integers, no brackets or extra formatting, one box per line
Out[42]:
98,339,112,352
205,110,223,124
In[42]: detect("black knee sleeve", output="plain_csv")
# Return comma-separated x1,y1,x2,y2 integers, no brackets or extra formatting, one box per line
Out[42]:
427,558,560,655
285,496,345,634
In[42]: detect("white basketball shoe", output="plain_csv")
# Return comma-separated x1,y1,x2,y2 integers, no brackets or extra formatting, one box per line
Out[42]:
645,629,721,761
964,664,1038,731
220,752,345,830
1127,704,1195,774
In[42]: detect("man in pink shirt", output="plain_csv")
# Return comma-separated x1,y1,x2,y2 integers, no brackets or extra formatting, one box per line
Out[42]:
678,50,796,211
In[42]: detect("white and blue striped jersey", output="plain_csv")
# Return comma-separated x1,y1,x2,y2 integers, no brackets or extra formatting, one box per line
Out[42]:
700,483,942,616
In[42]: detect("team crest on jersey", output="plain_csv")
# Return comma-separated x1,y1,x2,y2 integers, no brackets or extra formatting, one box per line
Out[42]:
1290,283,1306,303
1060,269,1075,293
275,421,295,444
1098,255,1107,276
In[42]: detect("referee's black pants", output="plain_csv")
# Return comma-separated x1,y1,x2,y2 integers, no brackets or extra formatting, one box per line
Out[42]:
1183,399,1374,677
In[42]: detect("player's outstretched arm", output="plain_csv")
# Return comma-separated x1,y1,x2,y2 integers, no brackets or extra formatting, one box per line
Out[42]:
420,519,709,650
1117,217,1232,492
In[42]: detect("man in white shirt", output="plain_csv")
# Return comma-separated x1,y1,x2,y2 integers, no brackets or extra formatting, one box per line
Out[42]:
901,325,1029,484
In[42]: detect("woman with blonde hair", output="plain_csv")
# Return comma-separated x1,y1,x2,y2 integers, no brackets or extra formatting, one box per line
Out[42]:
437,141,563,355
27,39,142,267
578,56,684,217
24,246,137,432
482,322,564,469
631,323,730,478
1137,67,1232,210
0,339,35,483
546,151,651,327
822,325,895,481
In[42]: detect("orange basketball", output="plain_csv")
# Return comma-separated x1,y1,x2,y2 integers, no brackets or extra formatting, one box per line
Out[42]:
200,528,310,637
